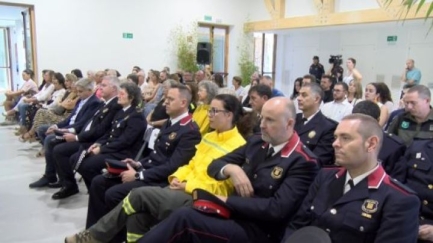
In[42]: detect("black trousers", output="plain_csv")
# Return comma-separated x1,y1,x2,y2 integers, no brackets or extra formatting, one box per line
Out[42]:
72,152,114,190
53,141,81,188
137,207,260,243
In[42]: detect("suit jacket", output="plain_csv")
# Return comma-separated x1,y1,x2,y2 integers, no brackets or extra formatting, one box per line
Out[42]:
294,111,337,166
139,115,201,186
97,106,146,159
77,97,122,144
57,94,101,133
208,133,319,241
284,166,420,243
379,131,406,178
394,139,433,224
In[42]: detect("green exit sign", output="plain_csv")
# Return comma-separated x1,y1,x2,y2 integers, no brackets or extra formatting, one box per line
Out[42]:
204,15,212,21
387,35,397,42
123,33,133,39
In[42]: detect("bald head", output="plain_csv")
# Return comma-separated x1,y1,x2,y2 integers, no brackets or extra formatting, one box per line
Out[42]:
261,97,296,145
406,59,415,70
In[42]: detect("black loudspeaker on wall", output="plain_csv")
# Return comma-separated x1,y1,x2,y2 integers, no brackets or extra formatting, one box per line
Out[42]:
196,42,212,64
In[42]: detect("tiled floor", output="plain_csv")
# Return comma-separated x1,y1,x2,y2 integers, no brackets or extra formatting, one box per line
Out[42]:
0,125,88,243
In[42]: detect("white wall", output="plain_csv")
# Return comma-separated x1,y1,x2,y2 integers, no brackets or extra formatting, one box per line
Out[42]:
275,20,433,103
2,0,252,80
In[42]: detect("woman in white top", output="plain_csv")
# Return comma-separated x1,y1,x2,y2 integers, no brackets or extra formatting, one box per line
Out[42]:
364,82,391,127
231,76,244,100
43,72,66,110
347,80,363,106
3,69,38,117
343,58,362,85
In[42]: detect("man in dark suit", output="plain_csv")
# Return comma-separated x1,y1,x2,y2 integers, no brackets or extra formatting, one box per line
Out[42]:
30,78,101,188
134,97,319,243
295,83,337,166
283,114,420,243
351,100,406,177
86,85,201,229
50,76,122,200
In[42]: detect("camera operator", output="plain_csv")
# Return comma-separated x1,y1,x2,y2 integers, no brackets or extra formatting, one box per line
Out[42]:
326,55,344,83
309,56,324,82
343,57,362,85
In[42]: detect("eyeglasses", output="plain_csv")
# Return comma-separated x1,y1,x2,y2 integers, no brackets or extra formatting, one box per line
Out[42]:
207,108,228,116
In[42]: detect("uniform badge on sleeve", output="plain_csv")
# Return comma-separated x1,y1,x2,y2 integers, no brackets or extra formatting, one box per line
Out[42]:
308,131,316,139
401,121,409,129
103,108,109,113
169,132,177,140
271,166,283,179
362,199,378,214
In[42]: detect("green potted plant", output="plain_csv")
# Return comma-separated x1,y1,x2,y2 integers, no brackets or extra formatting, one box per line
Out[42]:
238,24,258,86
169,23,199,72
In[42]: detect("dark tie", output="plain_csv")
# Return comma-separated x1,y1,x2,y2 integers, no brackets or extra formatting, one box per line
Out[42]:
348,179,355,189
301,117,308,124
166,120,172,128
266,147,274,159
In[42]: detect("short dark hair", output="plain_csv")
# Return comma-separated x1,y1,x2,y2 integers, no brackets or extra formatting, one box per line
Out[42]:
213,74,224,88
334,82,348,92
341,114,383,151
302,83,323,102
348,58,357,66
171,84,192,105
249,84,272,99
71,69,83,78
120,82,142,107
303,74,316,83
23,69,35,79
352,100,381,120
321,74,332,81
127,73,139,85
313,56,319,60
233,76,242,86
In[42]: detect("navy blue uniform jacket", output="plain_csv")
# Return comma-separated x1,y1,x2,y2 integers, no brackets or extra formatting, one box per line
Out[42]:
284,166,420,243
138,114,201,186
208,133,319,241
294,111,337,166
96,106,145,159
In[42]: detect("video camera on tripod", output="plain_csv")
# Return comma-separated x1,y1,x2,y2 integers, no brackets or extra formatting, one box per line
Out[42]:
329,55,343,66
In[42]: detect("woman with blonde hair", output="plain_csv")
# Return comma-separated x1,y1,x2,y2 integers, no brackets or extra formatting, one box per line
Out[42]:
347,79,363,106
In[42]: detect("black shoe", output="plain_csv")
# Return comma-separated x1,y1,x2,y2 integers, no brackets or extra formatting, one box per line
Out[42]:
48,181,62,188
52,187,79,200
29,176,56,188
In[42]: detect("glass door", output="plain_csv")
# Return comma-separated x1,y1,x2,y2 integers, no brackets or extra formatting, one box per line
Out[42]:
0,27,12,90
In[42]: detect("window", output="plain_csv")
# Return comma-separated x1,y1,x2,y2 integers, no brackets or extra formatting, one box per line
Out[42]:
198,23,229,77
254,33,277,78
0,27,11,90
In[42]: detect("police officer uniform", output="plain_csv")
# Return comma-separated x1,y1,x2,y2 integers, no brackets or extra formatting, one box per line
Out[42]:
52,97,122,199
73,106,145,189
309,63,325,83
379,131,406,178
387,109,433,146
284,166,420,243
137,133,319,243
295,111,337,166
394,139,433,226
86,114,201,229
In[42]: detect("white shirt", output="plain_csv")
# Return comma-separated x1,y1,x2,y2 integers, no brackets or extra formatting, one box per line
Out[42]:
43,88,66,109
321,99,353,122
302,110,320,125
268,141,288,157
169,112,189,126
34,83,55,102
344,164,379,194
69,95,91,125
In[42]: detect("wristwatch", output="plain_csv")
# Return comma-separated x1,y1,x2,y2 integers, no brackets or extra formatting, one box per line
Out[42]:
135,172,140,180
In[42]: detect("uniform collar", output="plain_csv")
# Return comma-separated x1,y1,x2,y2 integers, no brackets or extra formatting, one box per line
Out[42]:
261,132,300,158
213,126,240,141
170,112,189,126
336,164,386,189
344,164,379,188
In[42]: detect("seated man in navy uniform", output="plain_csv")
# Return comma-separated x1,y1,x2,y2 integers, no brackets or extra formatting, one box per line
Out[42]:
50,76,123,200
295,83,337,166
352,100,406,177
86,84,201,229
135,97,319,243
393,138,433,242
283,114,420,243
29,78,101,188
